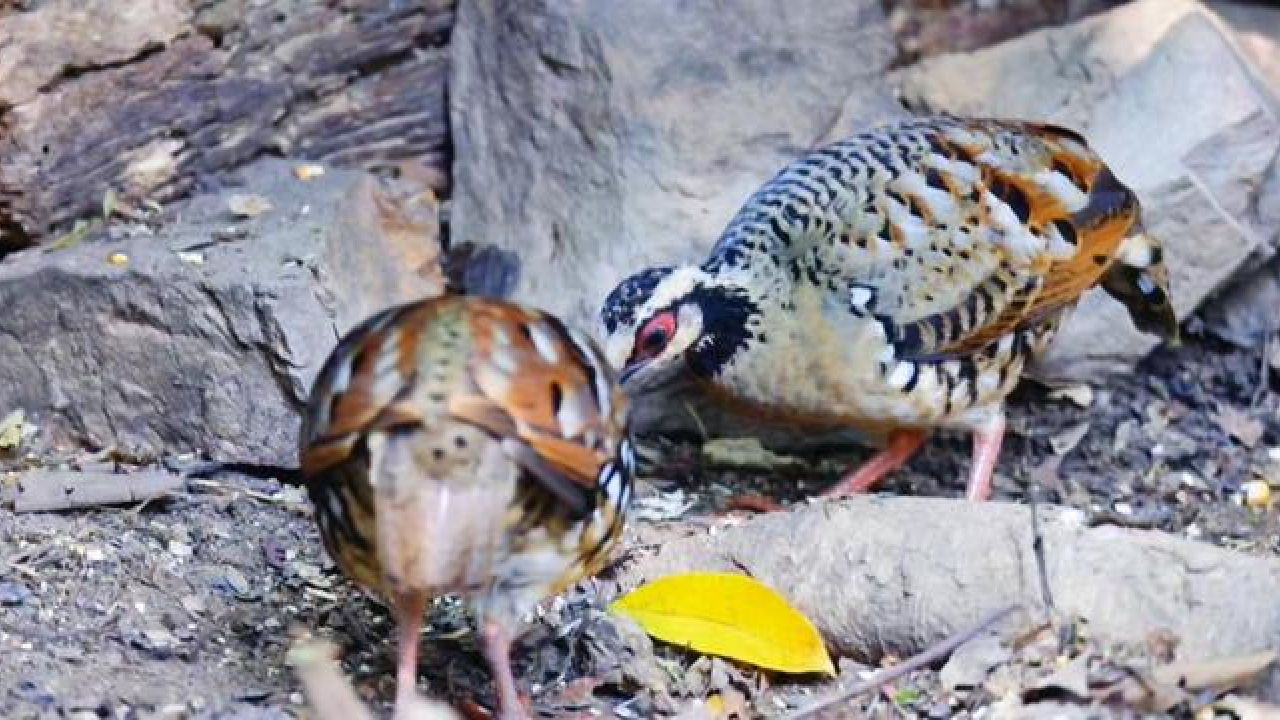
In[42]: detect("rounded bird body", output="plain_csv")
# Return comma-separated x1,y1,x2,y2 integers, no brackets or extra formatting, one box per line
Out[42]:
300,294,635,718
602,115,1176,502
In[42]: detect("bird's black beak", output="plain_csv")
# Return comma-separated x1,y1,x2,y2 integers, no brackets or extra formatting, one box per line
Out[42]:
619,361,643,386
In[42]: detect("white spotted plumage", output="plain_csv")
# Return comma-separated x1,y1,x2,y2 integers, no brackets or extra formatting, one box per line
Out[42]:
601,114,1178,503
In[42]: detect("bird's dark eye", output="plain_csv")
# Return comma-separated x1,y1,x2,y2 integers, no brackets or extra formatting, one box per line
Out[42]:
637,311,676,356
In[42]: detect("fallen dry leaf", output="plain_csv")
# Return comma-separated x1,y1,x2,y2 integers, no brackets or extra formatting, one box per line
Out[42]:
227,193,272,218
631,488,696,522
1242,480,1272,509
102,188,118,220
286,635,372,720
1024,653,1090,702
1101,650,1279,713
701,437,804,471
1049,423,1090,456
0,410,27,451
46,218,99,251
1216,405,1265,448
704,687,751,719
610,572,835,676
293,163,326,181
1152,651,1278,697
1048,384,1094,408
288,633,461,720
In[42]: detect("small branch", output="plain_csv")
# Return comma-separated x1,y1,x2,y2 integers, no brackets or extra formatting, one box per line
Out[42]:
185,477,309,511
13,469,183,513
1252,331,1273,410
1030,500,1056,614
788,605,1021,719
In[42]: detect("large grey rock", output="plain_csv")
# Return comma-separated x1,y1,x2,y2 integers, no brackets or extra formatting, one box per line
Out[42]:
896,0,1280,381
0,159,443,465
448,0,903,334
1213,0,1280,98
617,497,1280,700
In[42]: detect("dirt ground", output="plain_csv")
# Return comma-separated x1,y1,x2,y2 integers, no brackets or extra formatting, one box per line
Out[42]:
1,321,1276,719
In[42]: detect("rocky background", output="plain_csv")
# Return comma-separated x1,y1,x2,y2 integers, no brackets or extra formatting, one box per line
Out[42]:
2,0,1280,718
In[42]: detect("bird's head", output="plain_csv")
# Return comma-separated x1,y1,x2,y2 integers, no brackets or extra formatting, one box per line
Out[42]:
599,264,762,394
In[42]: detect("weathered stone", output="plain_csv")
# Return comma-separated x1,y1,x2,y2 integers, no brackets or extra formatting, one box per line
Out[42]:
0,158,442,464
0,0,454,250
448,0,903,335
1201,256,1280,348
1213,0,1280,98
895,0,1280,381
0,0,189,109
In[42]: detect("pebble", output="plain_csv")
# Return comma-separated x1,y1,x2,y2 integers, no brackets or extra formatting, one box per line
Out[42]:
181,594,207,615
213,566,260,601
0,580,33,606
52,645,85,662
926,701,953,719
12,679,55,708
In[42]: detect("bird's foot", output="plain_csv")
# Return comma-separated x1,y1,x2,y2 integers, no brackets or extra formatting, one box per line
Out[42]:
823,429,928,498
723,493,788,513
481,621,533,720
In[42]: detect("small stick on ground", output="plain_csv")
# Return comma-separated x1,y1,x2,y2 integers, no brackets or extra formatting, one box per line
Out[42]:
1253,332,1273,410
1029,499,1056,615
788,605,1021,719
185,476,310,511
13,470,183,513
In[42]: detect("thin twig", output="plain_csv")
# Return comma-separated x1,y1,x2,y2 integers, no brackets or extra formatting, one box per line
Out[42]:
1253,332,1273,410
2,560,40,581
1029,500,1056,614
185,477,309,511
788,605,1020,719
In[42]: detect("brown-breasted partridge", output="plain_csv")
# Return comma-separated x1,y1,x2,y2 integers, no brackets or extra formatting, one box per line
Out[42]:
299,293,636,718
600,115,1177,505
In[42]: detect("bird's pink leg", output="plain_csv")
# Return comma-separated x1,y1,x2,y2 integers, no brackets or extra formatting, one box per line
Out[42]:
965,415,1006,502
823,429,929,497
393,591,427,712
481,620,529,720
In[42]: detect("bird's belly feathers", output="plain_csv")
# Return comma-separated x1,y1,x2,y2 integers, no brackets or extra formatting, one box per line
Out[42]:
369,425,518,597
362,419,603,622
716,287,1026,433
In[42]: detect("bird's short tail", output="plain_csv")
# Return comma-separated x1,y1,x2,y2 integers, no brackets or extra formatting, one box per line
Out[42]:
1101,229,1179,345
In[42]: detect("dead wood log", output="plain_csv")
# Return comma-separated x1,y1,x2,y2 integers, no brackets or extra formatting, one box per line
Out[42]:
0,0,454,250
615,497,1280,686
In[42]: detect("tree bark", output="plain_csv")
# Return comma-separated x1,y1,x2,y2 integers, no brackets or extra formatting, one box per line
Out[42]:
0,0,454,251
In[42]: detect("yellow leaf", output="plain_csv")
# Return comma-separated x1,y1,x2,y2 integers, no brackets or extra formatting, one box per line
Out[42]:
294,163,326,181
610,572,835,676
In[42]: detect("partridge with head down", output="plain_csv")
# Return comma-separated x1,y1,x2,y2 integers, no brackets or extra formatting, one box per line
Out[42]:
601,114,1176,505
